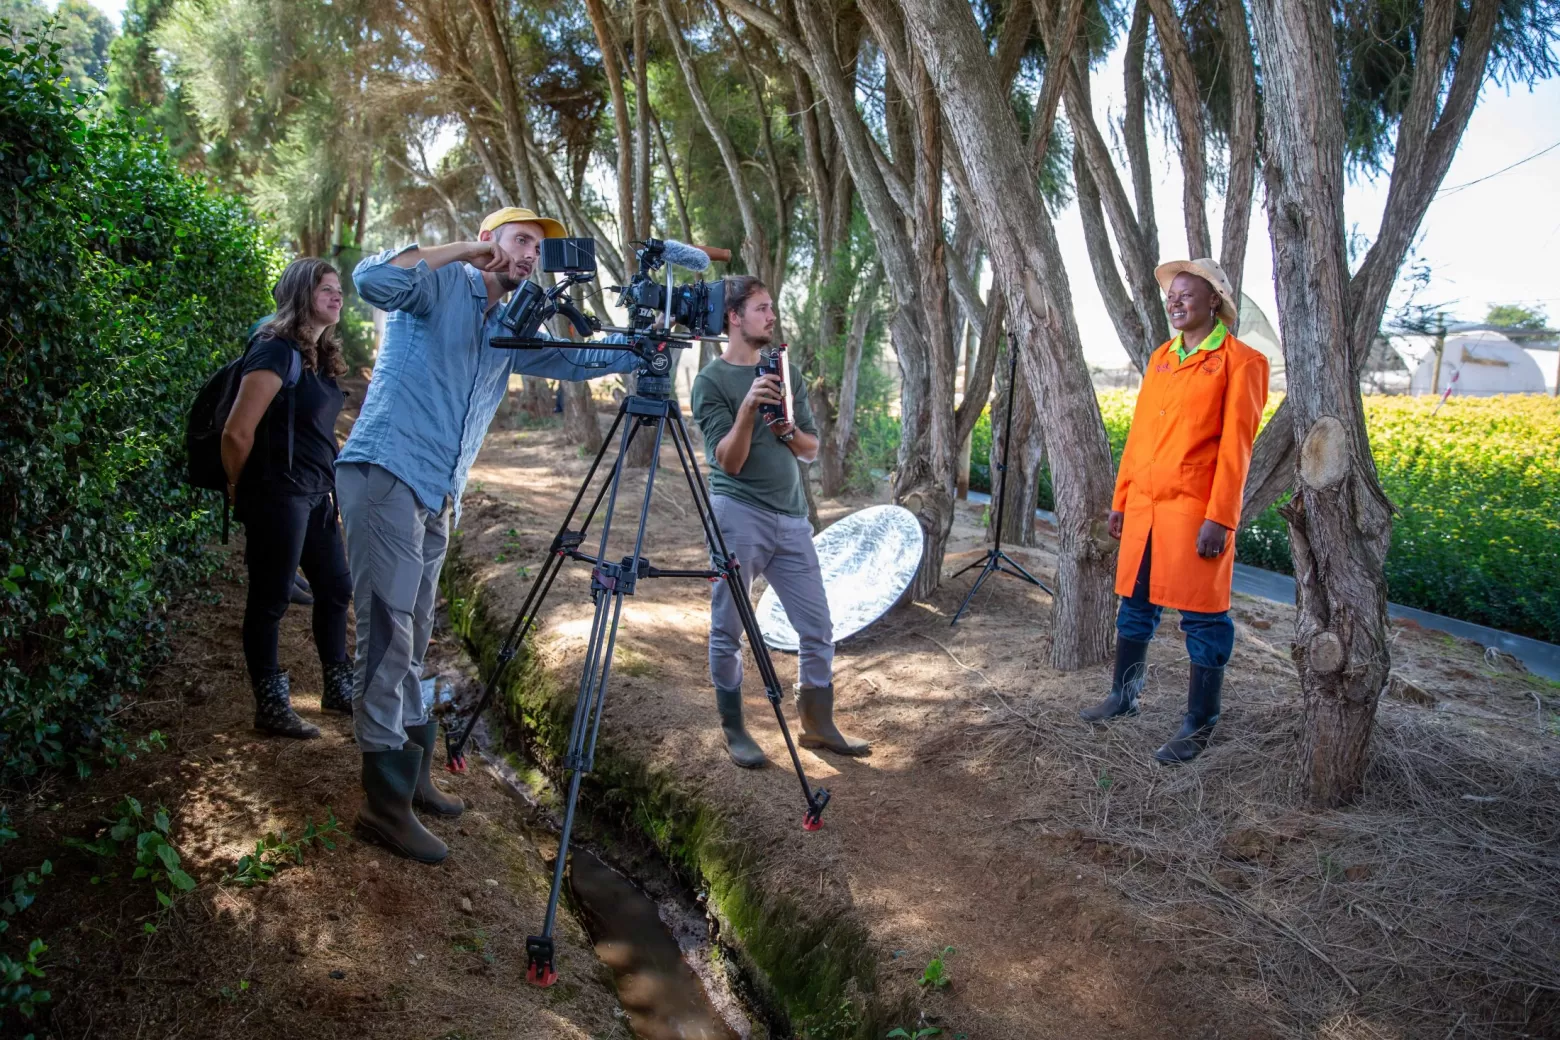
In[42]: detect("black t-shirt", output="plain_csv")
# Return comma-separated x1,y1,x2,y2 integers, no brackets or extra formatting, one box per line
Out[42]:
237,334,344,502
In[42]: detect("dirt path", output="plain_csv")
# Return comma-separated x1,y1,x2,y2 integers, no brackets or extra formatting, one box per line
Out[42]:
452,408,1560,1040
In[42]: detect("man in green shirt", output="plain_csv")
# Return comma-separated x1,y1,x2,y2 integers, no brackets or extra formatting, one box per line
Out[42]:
691,276,869,768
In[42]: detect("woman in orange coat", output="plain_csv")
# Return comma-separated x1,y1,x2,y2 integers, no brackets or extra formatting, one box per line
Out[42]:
1080,259,1268,763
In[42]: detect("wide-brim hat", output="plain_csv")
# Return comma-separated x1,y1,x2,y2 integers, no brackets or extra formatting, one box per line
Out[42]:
480,206,567,239
1155,258,1239,328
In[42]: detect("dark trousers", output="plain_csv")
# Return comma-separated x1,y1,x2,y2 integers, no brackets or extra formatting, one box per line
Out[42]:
242,491,352,682
1116,535,1235,669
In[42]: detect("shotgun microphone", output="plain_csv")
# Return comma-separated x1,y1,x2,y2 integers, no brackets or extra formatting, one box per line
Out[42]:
660,239,714,273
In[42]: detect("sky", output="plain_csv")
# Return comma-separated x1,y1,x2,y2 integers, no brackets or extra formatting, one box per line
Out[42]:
65,0,1560,368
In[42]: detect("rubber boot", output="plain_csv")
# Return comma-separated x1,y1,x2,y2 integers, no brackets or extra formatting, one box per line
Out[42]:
1079,637,1150,723
405,722,464,817
796,684,870,756
320,660,354,715
716,687,768,769
1154,664,1224,764
355,743,448,864
253,672,320,739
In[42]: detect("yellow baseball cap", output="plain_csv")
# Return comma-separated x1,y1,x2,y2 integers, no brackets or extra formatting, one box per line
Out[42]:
480,206,567,239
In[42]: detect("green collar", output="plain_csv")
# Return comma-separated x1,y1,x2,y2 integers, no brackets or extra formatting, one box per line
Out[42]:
1171,320,1228,363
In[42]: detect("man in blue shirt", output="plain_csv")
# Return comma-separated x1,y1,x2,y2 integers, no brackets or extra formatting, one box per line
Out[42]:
340,207,637,864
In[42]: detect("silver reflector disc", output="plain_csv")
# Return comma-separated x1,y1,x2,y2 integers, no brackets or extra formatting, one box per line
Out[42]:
756,505,924,652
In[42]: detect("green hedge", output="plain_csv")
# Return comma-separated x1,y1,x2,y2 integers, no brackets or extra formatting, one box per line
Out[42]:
0,28,275,783
969,390,1560,643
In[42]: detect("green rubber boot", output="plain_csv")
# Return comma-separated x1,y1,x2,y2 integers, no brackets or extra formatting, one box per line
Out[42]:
355,744,448,864
716,687,768,769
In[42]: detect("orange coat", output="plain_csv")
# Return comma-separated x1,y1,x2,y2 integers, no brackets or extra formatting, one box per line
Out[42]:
1113,334,1269,613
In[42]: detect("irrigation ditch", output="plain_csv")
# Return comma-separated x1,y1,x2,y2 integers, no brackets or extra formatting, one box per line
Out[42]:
437,543,917,1040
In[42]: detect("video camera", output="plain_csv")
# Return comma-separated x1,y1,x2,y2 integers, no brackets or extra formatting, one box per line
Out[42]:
489,235,731,394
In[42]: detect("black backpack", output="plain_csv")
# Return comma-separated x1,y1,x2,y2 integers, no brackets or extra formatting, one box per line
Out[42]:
185,333,301,542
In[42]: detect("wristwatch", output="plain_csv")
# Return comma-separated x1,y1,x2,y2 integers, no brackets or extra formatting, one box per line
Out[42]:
776,428,796,444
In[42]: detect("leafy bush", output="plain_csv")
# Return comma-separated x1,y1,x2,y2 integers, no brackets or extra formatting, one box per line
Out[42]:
0,27,275,783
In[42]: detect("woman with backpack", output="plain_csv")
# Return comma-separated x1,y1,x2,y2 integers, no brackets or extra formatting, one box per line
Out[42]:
221,258,354,738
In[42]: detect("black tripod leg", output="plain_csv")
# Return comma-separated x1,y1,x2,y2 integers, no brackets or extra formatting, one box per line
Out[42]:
948,553,987,580
530,413,663,986
665,408,830,830
446,402,636,770
997,551,1050,591
949,552,1001,627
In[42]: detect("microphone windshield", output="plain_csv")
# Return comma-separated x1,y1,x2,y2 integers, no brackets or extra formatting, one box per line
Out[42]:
661,239,712,273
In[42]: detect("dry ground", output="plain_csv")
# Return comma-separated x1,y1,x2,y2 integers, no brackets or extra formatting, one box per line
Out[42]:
8,385,1556,1040
1,542,638,1040
449,398,1560,1040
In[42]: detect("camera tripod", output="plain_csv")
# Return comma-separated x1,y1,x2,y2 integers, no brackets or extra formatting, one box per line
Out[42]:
443,367,830,988
950,340,1053,625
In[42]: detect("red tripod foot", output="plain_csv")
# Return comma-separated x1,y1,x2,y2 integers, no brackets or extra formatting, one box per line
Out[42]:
526,935,556,986
802,810,824,831
447,751,468,774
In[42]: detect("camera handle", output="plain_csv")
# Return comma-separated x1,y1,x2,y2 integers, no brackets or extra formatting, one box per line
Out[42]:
443,391,829,988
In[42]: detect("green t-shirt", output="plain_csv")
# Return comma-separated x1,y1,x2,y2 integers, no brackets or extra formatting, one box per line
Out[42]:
691,355,817,518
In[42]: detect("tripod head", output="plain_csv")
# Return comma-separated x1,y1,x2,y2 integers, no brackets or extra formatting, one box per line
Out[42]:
490,236,731,399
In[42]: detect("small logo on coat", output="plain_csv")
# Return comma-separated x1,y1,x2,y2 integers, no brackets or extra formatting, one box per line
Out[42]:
1155,362,1172,374
1200,354,1225,375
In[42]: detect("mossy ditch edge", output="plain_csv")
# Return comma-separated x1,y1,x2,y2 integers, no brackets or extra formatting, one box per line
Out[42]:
442,543,913,1040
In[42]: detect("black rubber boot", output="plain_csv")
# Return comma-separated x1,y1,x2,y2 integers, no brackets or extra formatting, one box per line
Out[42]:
405,722,464,817
1154,664,1224,764
320,660,354,715
253,672,320,739
1080,637,1151,723
796,684,870,756
716,687,768,769
355,743,448,864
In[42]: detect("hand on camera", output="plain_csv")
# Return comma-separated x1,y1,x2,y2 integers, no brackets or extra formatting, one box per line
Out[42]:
1196,518,1230,558
742,374,783,416
1107,510,1124,540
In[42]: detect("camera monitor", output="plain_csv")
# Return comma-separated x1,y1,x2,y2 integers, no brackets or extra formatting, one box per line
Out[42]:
542,237,596,274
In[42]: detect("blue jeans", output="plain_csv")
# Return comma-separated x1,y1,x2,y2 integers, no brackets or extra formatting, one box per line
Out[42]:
1117,536,1234,669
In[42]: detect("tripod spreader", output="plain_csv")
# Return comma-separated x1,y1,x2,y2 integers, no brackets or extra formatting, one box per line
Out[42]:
443,390,830,985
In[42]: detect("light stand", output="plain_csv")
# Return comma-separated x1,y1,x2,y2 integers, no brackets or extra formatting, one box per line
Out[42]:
949,340,1053,625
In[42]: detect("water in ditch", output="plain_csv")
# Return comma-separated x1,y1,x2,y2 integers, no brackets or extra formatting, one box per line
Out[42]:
421,670,753,1040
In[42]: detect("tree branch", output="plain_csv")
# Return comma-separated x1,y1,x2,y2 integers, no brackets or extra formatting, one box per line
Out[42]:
1145,0,1211,257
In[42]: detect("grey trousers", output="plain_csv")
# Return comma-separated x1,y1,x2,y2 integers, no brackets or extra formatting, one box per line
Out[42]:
336,462,450,752
709,495,834,690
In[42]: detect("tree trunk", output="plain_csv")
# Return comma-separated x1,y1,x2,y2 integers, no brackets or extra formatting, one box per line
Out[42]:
898,0,1116,669
520,378,553,419
470,0,538,209
632,0,652,241
817,260,880,496
1249,0,1394,806
1145,0,1211,258
584,0,636,247
955,319,976,499
895,54,959,602
563,381,604,456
